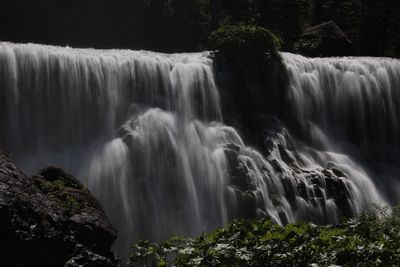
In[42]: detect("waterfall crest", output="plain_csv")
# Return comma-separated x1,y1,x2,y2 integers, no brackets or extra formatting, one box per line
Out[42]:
282,52,400,155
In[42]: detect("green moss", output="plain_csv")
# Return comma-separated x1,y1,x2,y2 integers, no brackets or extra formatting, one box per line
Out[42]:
209,25,282,64
40,179,66,193
65,195,81,210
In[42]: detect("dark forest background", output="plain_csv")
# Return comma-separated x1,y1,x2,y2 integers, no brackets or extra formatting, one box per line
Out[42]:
0,0,399,57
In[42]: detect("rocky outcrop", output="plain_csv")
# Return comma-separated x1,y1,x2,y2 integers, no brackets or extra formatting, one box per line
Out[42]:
0,151,119,267
223,117,356,225
294,20,355,57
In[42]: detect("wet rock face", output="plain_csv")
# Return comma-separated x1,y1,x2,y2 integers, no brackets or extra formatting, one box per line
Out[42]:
223,117,357,225
0,151,119,267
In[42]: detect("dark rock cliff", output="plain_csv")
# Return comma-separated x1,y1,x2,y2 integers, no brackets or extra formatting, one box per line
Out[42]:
222,118,355,224
0,151,119,267
295,21,356,57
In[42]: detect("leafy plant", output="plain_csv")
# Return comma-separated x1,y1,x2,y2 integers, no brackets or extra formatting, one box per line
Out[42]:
129,206,400,266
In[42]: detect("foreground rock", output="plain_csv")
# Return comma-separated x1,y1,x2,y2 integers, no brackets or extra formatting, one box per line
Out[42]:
0,151,119,267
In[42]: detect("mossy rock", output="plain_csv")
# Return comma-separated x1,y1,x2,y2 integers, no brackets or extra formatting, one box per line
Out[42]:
64,194,82,210
294,21,355,57
209,25,282,64
38,179,67,193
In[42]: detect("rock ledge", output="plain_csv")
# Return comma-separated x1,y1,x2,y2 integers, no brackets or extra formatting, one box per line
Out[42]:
0,151,119,267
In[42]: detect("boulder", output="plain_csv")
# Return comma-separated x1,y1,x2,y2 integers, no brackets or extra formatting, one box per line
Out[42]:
295,20,355,57
325,175,353,217
0,151,119,267
224,144,256,191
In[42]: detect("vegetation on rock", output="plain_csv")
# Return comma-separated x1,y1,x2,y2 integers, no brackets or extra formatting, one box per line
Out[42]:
129,206,400,266
210,25,281,63
294,37,323,57
0,153,118,267
38,179,67,193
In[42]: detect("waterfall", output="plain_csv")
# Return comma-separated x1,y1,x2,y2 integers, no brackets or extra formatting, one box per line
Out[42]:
0,42,232,258
281,52,400,203
0,42,396,260
282,52,400,155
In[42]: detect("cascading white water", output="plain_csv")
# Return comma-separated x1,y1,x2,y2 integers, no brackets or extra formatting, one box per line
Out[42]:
282,52,400,154
281,52,400,203
0,42,235,258
0,42,394,260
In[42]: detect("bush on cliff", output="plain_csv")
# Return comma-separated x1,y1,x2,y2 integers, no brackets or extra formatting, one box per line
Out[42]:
209,25,281,64
129,206,400,266
294,37,323,57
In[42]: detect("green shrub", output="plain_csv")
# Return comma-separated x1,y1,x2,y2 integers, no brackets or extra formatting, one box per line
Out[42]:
128,206,400,266
209,25,282,63
294,37,323,57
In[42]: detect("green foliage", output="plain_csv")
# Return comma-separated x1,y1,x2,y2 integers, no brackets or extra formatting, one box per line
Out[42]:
40,179,66,193
294,37,323,57
129,206,400,266
38,178,82,210
65,195,81,210
209,25,281,63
